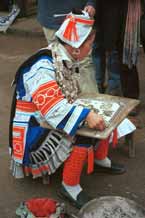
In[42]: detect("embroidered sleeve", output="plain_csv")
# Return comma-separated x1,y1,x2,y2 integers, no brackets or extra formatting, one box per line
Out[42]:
26,59,90,136
57,106,90,136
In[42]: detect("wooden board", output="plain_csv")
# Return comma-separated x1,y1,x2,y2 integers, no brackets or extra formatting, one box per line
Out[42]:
76,93,140,139
40,93,140,140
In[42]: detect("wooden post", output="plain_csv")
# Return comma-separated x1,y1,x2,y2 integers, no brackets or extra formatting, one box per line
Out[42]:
125,133,135,158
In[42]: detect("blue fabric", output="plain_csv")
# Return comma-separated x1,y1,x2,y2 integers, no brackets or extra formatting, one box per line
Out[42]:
57,107,90,136
107,50,121,90
69,108,90,136
92,45,106,87
37,0,95,29
16,66,29,99
23,125,46,165
76,144,92,148
92,44,121,91
57,107,76,129
16,56,53,100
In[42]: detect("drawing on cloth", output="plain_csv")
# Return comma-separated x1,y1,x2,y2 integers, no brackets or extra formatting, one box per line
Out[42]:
74,98,122,127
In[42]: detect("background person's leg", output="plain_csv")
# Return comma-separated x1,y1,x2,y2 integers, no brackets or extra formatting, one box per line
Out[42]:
92,45,106,93
107,50,122,96
76,54,98,94
42,27,56,45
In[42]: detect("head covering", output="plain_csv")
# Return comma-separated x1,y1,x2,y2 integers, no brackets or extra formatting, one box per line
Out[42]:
55,11,94,48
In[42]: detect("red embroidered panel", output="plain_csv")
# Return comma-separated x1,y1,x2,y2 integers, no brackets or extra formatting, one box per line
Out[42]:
16,100,37,113
32,81,64,116
13,126,26,161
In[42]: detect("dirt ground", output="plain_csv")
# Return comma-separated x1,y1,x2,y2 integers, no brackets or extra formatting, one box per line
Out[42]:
0,34,145,218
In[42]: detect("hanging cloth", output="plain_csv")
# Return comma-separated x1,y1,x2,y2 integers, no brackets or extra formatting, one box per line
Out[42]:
123,0,141,68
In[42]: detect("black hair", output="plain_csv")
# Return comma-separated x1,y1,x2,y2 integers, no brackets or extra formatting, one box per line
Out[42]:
71,8,83,15
56,37,67,45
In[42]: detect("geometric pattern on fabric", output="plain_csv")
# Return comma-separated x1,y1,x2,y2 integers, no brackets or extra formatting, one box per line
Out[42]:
32,81,64,116
63,146,88,186
24,130,73,178
12,125,28,163
94,139,109,160
16,100,37,113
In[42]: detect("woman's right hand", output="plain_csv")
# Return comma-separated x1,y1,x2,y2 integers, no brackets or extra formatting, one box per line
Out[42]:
86,111,106,131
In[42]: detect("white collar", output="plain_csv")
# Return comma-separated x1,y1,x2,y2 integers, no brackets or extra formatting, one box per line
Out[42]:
48,42,79,69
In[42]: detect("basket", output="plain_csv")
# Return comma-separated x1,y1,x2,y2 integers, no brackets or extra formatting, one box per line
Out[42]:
78,196,145,218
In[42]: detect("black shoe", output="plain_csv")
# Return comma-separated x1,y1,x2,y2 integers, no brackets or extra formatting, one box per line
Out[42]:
94,162,126,175
59,185,93,209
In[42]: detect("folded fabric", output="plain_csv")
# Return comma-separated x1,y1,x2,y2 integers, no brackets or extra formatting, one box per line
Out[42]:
16,198,65,218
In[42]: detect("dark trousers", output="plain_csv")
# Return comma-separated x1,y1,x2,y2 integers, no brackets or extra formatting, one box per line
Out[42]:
120,65,140,99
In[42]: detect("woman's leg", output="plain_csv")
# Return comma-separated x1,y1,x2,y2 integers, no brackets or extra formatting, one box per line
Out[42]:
107,50,122,96
61,145,91,208
62,146,87,186
94,139,126,174
92,45,106,93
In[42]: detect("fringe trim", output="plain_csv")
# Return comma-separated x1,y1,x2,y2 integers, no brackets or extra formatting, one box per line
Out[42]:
10,130,73,179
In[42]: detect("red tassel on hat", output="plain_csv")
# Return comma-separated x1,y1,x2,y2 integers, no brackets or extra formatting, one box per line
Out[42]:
63,17,79,42
63,15,94,42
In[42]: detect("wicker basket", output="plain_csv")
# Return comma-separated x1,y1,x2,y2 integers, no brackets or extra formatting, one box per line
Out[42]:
78,196,145,218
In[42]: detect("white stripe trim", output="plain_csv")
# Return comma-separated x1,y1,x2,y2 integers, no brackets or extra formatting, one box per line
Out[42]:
45,99,74,128
64,106,84,134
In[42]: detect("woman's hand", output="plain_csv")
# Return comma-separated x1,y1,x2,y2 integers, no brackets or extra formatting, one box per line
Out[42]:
84,5,96,17
86,111,106,131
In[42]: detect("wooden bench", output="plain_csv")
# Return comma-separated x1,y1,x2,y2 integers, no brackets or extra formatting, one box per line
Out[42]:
125,132,135,158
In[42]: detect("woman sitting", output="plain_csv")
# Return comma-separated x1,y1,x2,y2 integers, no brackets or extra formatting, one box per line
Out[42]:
10,10,135,209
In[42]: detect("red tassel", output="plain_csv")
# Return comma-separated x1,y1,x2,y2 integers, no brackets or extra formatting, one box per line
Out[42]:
63,18,79,42
112,128,118,148
63,15,94,42
87,146,94,174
